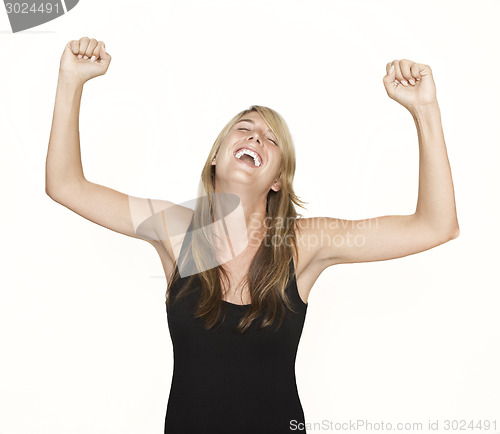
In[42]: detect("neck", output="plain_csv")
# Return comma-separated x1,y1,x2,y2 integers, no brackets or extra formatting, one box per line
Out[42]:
212,182,269,255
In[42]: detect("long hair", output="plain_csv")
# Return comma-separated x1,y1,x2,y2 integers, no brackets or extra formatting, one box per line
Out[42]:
166,105,307,333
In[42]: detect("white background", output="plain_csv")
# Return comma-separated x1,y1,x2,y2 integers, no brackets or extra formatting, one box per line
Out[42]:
1,0,499,433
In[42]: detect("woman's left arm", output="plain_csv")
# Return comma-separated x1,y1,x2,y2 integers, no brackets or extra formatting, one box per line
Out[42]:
303,59,459,267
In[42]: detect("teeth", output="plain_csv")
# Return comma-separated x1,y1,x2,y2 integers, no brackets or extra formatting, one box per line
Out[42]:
235,148,262,167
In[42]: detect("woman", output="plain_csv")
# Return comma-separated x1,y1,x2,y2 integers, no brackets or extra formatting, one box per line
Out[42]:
46,37,459,434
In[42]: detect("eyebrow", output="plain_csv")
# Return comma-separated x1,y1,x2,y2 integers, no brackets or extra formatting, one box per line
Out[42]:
236,119,274,135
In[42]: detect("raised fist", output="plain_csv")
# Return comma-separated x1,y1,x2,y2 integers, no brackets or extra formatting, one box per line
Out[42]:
59,37,111,85
382,59,437,112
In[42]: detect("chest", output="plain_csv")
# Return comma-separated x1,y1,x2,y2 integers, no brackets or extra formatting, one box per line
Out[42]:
167,282,306,358
219,254,255,305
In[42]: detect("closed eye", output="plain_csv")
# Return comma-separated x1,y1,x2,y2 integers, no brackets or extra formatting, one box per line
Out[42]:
238,128,278,146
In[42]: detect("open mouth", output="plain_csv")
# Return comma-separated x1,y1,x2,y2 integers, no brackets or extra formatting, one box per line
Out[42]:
233,148,263,168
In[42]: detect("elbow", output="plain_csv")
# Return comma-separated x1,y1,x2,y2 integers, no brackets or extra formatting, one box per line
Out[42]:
45,184,52,197
450,225,460,240
45,183,57,199
448,216,460,240
416,214,460,246
45,177,79,200
428,219,460,245
442,223,460,242
45,173,55,198
45,183,62,201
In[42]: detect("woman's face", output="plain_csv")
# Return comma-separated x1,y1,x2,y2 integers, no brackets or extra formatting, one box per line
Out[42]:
212,111,282,194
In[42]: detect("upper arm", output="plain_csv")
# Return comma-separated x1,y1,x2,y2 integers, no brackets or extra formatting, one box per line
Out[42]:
299,214,459,268
47,179,193,262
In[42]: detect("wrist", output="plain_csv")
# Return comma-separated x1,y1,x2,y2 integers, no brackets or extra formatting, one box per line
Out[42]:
58,71,85,89
409,100,439,114
409,101,440,118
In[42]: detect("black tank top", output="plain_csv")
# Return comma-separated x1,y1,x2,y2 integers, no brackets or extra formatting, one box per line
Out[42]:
165,217,308,434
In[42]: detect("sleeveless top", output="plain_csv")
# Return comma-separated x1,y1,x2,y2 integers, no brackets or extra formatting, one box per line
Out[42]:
164,216,308,434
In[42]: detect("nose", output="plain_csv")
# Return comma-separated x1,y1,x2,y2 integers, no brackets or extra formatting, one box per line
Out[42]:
247,133,263,146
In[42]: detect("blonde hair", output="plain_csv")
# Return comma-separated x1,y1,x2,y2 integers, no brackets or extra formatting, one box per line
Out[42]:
166,105,307,333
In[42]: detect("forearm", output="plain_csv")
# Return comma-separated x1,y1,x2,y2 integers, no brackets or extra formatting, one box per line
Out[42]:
411,102,459,237
45,74,85,195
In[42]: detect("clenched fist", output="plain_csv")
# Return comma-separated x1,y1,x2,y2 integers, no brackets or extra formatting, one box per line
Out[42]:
382,59,437,113
59,37,111,85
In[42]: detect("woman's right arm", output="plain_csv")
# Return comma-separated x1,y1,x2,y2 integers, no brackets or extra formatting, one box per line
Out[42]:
45,37,188,263
45,72,145,240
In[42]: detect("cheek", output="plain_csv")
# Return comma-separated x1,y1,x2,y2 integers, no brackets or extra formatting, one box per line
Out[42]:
271,150,282,166
223,133,239,147
219,138,232,152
